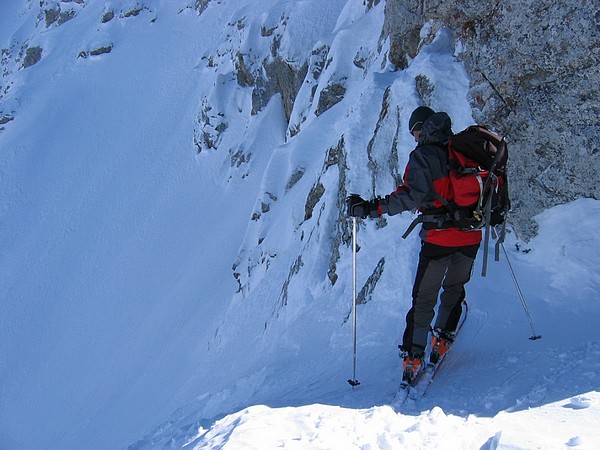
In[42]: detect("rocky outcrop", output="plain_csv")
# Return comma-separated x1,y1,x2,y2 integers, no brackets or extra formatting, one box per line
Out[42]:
193,0,212,15
22,46,43,68
254,57,308,121
382,0,600,238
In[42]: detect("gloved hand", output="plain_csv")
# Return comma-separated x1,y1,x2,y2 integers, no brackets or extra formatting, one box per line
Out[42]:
346,194,380,218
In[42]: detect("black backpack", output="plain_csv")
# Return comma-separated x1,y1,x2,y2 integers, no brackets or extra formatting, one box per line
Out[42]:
450,126,510,275
449,126,510,226
403,125,510,276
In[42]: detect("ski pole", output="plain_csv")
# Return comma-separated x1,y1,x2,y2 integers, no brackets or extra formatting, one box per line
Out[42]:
348,217,361,387
494,228,542,340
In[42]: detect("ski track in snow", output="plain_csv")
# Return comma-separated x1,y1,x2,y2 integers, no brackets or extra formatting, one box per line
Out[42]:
0,1,599,449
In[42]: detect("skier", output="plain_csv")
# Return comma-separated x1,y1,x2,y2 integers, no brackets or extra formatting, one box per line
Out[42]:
347,106,481,385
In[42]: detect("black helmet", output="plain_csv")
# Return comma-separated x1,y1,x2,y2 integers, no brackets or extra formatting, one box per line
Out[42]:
408,106,435,133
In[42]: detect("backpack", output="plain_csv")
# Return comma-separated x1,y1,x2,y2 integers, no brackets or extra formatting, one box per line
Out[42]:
445,125,510,229
402,125,510,275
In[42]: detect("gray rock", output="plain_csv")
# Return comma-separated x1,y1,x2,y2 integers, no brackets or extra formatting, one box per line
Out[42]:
254,58,308,121
382,0,600,239
193,0,212,15
23,47,42,68
315,81,346,117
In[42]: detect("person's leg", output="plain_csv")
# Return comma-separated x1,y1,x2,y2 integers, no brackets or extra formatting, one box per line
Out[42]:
434,244,479,332
402,243,451,356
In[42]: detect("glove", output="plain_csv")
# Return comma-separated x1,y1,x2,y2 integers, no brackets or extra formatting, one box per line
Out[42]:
346,195,380,219
347,194,367,218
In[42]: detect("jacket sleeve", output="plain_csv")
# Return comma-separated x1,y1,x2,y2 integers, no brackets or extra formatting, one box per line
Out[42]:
378,149,434,216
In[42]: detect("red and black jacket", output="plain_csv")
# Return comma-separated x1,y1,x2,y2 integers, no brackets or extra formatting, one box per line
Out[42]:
377,112,482,247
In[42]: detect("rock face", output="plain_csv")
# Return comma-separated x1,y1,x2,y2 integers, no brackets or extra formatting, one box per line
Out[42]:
2,0,598,241
381,0,600,238
212,0,599,240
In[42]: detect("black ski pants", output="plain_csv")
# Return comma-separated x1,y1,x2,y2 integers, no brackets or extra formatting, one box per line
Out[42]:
401,241,479,356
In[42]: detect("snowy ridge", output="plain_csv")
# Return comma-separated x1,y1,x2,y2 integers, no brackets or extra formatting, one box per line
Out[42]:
176,393,600,450
0,1,598,449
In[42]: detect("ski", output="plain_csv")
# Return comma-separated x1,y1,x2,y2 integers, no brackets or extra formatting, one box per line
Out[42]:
421,300,469,396
391,300,469,406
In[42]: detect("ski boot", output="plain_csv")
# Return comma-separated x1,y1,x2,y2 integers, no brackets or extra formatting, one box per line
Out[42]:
401,352,423,386
430,328,454,365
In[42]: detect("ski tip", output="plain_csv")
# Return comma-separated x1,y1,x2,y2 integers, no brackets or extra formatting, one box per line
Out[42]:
348,379,361,387
529,335,542,341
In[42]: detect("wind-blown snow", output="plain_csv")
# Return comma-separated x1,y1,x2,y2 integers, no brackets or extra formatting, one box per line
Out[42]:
184,393,600,449
0,1,598,449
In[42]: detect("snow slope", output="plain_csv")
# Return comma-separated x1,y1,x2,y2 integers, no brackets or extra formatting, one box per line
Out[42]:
0,1,598,449
135,199,600,449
